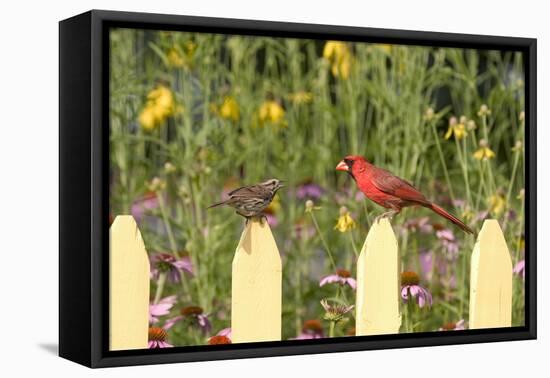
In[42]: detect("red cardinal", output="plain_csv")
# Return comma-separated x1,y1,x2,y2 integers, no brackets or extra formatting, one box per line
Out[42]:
336,155,473,234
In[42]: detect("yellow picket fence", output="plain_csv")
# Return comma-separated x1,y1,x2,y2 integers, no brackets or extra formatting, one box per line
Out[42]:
109,216,513,350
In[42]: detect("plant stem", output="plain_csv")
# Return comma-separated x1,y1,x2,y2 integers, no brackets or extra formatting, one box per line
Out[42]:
329,321,336,338
309,212,338,272
153,272,167,304
429,120,456,202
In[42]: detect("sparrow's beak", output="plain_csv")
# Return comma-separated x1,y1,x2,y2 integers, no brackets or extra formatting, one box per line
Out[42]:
336,160,349,172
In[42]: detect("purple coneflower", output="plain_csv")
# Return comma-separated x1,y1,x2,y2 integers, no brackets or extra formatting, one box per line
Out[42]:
419,251,434,282
435,226,459,259
208,328,232,344
401,271,433,308
403,216,432,234
149,295,177,324
148,326,173,349
293,320,325,340
208,335,231,345
513,260,525,280
320,269,357,290
165,306,212,334
439,319,466,331
150,253,194,283
296,182,324,200
131,191,159,222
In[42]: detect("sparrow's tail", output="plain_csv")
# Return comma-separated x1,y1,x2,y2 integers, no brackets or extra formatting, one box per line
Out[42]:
207,200,228,209
428,203,474,234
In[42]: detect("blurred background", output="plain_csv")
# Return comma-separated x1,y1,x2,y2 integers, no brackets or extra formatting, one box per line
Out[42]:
109,27,525,346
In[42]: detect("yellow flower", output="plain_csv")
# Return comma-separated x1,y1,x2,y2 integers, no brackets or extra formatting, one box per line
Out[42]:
167,48,185,67
149,86,175,115
138,85,178,131
288,91,313,105
218,96,240,122
334,206,356,233
444,117,467,140
258,100,286,127
488,193,505,216
376,44,393,54
166,41,196,69
138,106,157,131
473,146,495,160
323,41,352,80
473,139,495,160
265,194,281,214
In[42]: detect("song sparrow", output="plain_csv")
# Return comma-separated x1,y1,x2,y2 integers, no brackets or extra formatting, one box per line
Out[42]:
207,178,284,221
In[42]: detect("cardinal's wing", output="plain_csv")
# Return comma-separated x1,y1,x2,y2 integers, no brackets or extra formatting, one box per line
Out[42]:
370,168,430,205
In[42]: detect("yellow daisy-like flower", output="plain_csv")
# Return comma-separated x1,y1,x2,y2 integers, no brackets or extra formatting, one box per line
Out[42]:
473,139,496,160
138,106,157,132
334,206,356,233
288,91,313,105
218,96,240,122
444,117,467,140
258,100,286,127
167,48,185,68
488,193,505,216
323,41,352,80
138,85,178,131
166,41,197,69
473,146,496,160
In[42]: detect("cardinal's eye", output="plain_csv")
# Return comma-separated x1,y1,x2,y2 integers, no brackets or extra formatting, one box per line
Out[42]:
344,159,354,168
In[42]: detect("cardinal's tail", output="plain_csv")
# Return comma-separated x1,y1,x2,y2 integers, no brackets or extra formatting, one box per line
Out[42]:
428,203,474,234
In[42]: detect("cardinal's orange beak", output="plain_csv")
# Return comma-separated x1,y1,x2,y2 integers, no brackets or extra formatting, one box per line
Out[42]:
336,160,349,171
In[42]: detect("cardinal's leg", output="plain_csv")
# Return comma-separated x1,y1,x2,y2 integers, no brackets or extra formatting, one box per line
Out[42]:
375,204,401,224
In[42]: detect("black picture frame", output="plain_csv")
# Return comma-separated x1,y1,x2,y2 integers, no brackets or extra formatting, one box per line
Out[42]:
59,9,537,368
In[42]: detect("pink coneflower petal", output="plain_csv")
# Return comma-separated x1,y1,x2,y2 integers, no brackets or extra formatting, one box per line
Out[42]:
131,192,159,223
149,295,177,324
217,328,232,338
319,274,340,287
163,315,183,330
401,284,432,308
513,259,525,280
346,278,357,290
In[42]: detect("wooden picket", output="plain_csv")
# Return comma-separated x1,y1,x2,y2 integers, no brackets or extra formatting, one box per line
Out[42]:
109,216,150,350
107,215,513,345
231,219,282,343
355,219,402,335
469,220,513,329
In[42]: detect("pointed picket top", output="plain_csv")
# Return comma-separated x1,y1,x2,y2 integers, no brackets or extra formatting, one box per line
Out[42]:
356,218,402,335
109,215,150,350
231,219,282,343
469,219,513,329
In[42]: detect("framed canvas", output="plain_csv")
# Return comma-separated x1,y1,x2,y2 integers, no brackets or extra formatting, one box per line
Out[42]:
59,10,537,368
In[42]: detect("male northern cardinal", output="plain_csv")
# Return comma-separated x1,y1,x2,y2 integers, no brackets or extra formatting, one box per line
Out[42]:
208,178,284,220
336,155,473,234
